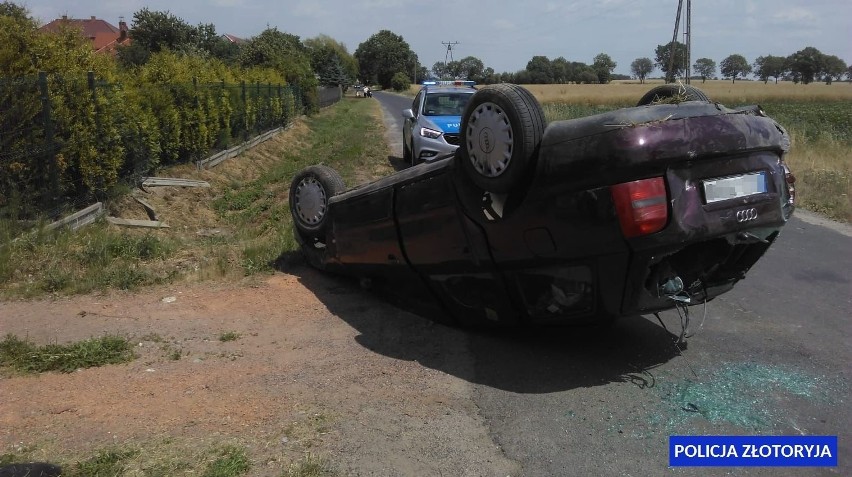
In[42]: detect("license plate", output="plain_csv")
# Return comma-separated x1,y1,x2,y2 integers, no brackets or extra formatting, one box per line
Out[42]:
702,172,767,204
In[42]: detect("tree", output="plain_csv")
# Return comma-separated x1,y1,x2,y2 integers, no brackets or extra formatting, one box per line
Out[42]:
119,9,232,67
630,58,654,84
209,37,241,64
822,55,847,85
525,55,553,84
390,72,410,92
305,34,358,88
655,41,687,83
847,65,852,82
497,71,514,83
431,61,449,79
441,61,460,79
566,61,591,83
787,47,826,84
480,67,498,84
752,55,787,84
577,70,598,84
550,57,569,83
239,28,311,81
456,56,485,82
0,5,38,75
692,58,716,83
0,1,30,21
127,8,195,53
720,54,752,83
415,65,428,83
592,53,616,84
239,27,318,111
513,69,532,84
192,23,219,55
354,30,417,89
191,23,241,63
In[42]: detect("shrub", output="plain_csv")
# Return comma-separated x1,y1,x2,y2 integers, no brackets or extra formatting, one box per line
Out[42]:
391,72,411,92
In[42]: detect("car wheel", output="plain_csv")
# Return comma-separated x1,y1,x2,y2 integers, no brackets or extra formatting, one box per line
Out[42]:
289,165,345,244
636,84,710,106
458,84,546,193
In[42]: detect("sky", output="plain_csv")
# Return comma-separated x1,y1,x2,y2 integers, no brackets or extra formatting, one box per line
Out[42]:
23,0,852,77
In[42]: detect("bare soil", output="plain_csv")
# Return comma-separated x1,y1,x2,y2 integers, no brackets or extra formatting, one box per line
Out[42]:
0,115,520,476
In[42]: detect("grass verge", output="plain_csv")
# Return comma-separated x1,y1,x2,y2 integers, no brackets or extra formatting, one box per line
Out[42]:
1,439,334,476
0,334,135,373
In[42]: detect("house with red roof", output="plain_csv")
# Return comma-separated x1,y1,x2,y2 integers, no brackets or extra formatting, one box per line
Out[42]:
221,33,245,45
39,15,130,54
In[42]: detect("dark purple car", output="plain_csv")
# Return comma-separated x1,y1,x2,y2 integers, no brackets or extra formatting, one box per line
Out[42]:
289,84,795,327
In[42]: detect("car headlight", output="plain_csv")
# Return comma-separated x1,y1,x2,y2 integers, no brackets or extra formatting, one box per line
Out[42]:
419,127,443,139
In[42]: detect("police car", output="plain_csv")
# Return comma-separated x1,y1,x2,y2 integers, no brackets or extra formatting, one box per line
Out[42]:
402,80,476,166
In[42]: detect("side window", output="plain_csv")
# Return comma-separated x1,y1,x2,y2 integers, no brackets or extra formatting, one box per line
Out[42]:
424,94,440,115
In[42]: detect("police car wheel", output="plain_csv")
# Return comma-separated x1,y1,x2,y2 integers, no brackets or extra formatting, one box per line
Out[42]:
403,137,412,165
458,84,545,193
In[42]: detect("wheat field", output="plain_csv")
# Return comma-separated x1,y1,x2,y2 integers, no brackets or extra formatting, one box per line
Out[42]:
525,79,852,106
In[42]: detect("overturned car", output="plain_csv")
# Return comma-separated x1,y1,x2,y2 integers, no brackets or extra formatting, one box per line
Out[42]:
289,84,795,327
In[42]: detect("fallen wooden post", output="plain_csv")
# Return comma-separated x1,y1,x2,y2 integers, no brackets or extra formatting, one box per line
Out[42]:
141,177,210,188
106,217,170,228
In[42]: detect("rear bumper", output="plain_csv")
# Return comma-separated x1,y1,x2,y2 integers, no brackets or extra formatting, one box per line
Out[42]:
617,150,792,315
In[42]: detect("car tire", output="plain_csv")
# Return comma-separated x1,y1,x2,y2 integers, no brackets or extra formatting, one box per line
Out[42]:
403,137,412,165
636,84,710,106
458,84,546,193
289,165,345,244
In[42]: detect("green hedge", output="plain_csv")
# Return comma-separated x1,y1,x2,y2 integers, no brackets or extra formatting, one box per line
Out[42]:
0,73,301,218
0,15,312,220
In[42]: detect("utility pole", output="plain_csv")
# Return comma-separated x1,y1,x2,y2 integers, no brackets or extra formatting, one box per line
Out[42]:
667,0,683,83
442,41,459,64
668,0,692,84
686,0,692,84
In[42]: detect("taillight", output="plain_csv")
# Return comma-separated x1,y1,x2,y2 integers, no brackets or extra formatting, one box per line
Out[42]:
611,177,669,238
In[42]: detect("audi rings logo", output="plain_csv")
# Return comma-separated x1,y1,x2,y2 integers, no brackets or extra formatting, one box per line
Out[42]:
736,208,759,222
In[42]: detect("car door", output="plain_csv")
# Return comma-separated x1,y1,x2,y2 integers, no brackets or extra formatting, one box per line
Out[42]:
403,91,422,150
394,166,522,325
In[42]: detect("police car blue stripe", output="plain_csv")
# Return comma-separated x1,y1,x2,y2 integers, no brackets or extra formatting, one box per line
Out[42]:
429,116,463,134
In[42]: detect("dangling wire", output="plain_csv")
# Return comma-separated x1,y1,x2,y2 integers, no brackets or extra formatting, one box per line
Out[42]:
675,300,690,344
683,298,708,339
656,293,700,378
682,281,709,339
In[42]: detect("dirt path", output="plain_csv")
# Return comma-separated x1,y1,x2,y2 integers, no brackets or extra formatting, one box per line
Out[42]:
1,271,518,475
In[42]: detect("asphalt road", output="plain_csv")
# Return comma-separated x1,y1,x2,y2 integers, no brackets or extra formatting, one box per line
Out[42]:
372,91,411,160
371,90,850,477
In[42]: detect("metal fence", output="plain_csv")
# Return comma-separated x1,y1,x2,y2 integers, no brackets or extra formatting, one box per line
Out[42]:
318,85,343,108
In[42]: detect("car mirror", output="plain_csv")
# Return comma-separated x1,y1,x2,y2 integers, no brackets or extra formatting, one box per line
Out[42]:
402,109,414,119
